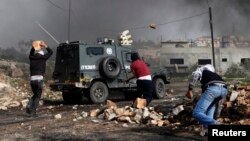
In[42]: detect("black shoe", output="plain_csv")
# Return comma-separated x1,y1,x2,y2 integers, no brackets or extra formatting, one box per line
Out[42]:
26,107,32,114
26,108,37,117
27,112,38,118
30,113,38,117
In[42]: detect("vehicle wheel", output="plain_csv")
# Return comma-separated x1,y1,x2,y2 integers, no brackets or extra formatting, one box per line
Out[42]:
153,78,166,99
89,81,109,104
99,56,121,79
62,89,83,104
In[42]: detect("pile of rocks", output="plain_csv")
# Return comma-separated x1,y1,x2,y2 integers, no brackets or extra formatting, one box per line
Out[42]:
225,88,250,116
66,100,191,128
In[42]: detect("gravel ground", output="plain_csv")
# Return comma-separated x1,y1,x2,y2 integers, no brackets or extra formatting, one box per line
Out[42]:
0,81,207,141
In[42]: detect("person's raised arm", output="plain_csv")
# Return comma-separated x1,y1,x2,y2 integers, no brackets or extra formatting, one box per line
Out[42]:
40,41,53,59
29,47,35,58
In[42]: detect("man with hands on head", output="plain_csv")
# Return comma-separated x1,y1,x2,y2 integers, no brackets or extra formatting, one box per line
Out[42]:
26,40,53,117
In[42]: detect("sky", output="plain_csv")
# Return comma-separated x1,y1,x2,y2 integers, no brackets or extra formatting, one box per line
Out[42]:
0,0,249,48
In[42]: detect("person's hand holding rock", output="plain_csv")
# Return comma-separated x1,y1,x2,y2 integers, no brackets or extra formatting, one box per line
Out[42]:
185,90,193,99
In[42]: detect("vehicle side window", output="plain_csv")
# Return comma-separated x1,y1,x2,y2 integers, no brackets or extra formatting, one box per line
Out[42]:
125,52,140,63
86,47,104,55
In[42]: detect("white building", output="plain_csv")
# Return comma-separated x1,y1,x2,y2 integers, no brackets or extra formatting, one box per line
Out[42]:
160,41,250,74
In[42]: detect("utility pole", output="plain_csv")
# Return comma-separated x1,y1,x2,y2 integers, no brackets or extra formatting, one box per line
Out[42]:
68,0,71,42
160,35,162,48
209,7,216,72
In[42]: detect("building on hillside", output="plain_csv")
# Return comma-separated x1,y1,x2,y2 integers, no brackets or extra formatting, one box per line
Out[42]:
160,41,250,74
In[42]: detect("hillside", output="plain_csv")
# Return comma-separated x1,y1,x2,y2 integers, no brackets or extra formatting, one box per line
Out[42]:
0,60,61,110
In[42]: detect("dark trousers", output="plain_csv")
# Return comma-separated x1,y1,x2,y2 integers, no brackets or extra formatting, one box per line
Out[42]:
136,80,153,105
27,80,43,114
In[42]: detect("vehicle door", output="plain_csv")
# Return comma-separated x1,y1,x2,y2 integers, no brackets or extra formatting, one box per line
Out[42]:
53,43,79,83
120,50,137,86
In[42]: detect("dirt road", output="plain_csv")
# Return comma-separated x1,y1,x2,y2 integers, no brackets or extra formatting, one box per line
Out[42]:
0,81,205,141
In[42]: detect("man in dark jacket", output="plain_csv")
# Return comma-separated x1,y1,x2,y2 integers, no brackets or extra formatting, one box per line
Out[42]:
186,64,228,136
26,40,53,116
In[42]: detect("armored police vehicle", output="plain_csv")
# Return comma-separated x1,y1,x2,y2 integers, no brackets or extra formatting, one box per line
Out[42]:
50,38,170,104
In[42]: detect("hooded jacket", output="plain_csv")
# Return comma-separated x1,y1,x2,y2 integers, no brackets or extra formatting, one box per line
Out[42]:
29,47,53,76
188,64,225,92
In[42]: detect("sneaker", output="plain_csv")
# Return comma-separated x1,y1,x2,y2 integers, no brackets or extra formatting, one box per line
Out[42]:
215,119,223,125
200,127,208,137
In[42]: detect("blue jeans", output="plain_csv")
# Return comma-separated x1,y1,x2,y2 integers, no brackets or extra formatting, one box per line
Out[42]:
192,85,228,128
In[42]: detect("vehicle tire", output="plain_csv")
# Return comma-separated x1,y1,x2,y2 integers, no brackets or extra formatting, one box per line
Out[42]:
99,56,121,79
89,81,109,104
62,89,83,104
153,78,166,99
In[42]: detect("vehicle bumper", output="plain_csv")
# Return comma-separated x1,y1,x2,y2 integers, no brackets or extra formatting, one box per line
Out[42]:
50,83,76,91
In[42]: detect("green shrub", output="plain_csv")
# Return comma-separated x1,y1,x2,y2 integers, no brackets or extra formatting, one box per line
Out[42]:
224,64,246,78
224,63,250,83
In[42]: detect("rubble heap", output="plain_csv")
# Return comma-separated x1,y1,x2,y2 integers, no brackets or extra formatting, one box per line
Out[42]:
226,87,250,116
67,99,194,128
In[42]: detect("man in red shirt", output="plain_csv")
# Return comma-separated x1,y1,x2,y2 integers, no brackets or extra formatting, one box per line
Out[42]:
125,53,153,106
